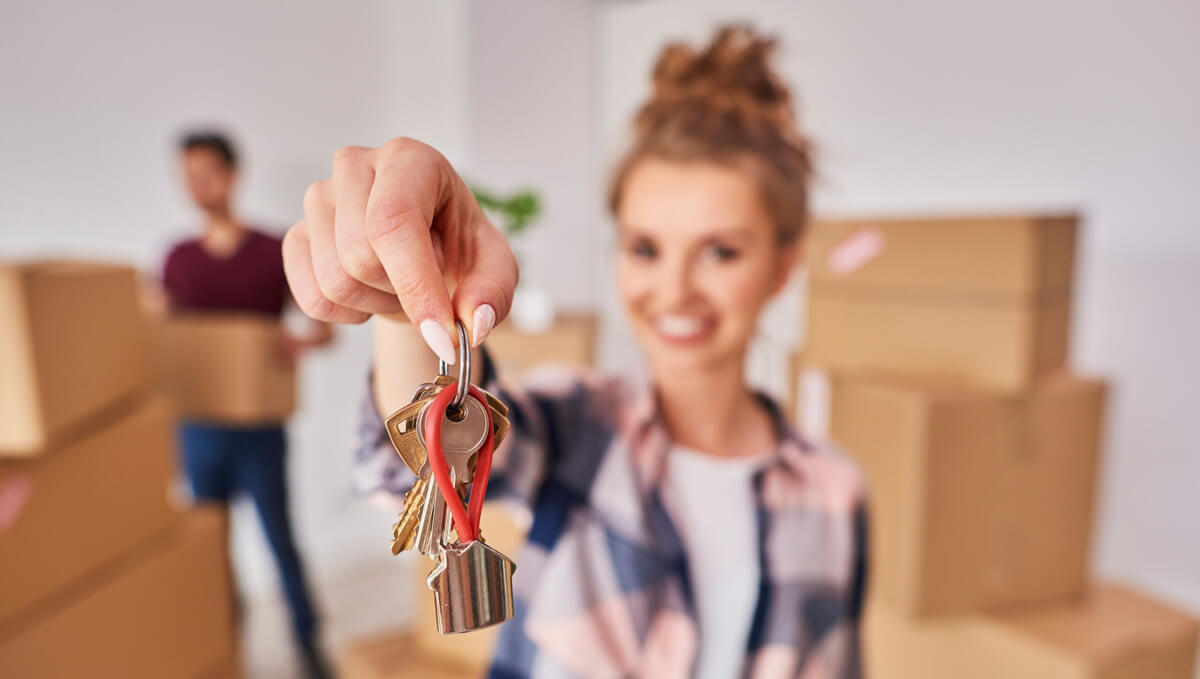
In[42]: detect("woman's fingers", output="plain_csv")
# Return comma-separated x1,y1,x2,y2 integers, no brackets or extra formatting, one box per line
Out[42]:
282,136,521,363
282,222,371,324
303,180,404,315
452,221,518,347
331,145,393,293
363,138,458,363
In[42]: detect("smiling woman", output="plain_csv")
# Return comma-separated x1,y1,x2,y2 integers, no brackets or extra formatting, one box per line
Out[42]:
282,24,867,679
615,160,792,394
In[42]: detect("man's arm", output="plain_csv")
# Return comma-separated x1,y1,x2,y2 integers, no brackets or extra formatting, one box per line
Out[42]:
279,320,336,364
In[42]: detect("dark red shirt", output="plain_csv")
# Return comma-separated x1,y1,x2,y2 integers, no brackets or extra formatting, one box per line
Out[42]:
162,229,289,316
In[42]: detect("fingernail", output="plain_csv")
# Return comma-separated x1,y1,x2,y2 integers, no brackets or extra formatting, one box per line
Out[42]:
471,303,495,347
419,319,456,364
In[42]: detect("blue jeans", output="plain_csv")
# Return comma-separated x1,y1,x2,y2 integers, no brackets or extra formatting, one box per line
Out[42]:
178,422,319,650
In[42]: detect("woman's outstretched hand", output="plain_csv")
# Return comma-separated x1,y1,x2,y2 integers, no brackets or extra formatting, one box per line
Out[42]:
282,138,518,364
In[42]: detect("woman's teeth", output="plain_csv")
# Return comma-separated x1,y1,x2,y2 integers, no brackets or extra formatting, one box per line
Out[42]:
654,315,709,339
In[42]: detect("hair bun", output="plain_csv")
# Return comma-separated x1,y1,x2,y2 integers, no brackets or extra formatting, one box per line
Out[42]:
613,24,813,245
644,25,794,134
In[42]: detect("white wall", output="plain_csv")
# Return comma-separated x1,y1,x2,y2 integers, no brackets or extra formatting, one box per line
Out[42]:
598,0,1200,662
462,0,602,312
1,0,468,600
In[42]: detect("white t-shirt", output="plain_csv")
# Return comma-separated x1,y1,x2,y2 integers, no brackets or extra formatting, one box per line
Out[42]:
664,445,768,679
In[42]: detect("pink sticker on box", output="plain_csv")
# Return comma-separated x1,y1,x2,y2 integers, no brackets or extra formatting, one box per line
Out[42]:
0,475,34,532
827,225,886,276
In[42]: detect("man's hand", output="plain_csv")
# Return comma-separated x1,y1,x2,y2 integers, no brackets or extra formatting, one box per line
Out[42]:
275,322,334,368
282,138,518,364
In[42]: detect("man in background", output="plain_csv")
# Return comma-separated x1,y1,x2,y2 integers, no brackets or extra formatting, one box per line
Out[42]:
162,131,334,679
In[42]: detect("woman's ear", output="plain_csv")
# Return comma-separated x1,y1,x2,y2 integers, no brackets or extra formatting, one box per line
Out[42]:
770,240,802,296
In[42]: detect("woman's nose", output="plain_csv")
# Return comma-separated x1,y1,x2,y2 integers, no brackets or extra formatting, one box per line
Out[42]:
655,253,697,307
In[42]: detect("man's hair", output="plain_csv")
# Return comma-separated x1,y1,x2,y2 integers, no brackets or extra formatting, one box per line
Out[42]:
179,130,238,170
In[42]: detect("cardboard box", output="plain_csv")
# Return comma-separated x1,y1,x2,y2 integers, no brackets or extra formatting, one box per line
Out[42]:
0,396,177,624
157,313,296,425
195,655,244,679
0,508,236,678
829,372,1105,616
805,215,1076,391
865,584,1200,679
485,313,597,380
0,261,151,455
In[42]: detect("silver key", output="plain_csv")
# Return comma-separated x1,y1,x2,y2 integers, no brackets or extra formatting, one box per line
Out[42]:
413,396,490,556
414,464,451,556
418,395,490,485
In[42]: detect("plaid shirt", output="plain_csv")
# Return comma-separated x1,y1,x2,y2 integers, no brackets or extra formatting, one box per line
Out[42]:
354,356,869,679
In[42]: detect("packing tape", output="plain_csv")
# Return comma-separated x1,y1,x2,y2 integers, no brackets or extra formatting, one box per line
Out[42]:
799,368,831,440
827,225,885,276
0,474,34,532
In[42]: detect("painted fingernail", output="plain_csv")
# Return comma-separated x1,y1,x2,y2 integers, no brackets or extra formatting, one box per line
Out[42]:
419,319,456,364
471,303,496,347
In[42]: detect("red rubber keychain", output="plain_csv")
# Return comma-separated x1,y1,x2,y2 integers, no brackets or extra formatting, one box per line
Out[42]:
422,383,495,544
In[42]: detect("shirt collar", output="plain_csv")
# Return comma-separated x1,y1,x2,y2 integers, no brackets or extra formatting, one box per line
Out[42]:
621,377,816,492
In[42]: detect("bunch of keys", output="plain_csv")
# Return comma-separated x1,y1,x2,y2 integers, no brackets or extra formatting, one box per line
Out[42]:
384,321,516,634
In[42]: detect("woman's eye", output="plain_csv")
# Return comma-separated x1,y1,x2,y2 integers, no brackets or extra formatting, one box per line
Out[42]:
703,244,740,262
629,240,657,260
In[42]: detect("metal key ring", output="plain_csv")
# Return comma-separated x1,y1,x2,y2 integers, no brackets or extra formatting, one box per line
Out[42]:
437,320,471,412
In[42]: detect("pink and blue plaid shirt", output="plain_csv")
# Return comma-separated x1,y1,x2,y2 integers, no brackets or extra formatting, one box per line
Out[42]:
355,355,869,679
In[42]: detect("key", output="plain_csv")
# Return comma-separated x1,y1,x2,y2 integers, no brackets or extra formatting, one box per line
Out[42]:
414,466,451,557
389,385,491,556
383,320,512,565
390,476,428,554
385,383,442,474
387,383,444,555
413,396,490,556
386,384,510,476
417,394,490,485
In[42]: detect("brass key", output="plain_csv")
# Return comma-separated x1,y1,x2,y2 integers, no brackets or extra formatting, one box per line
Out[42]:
390,476,428,554
387,383,442,555
388,398,436,474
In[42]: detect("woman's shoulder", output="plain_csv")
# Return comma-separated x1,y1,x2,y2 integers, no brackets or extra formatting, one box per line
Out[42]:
772,423,869,514
500,364,650,433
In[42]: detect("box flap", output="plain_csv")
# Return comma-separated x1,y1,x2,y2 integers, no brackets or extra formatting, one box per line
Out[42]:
807,214,1077,299
988,584,1200,666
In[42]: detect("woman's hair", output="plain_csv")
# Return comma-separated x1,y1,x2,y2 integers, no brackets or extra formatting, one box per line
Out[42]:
608,25,813,244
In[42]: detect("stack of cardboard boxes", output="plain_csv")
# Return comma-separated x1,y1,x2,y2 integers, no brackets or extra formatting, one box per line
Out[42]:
801,216,1199,678
0,261,238,678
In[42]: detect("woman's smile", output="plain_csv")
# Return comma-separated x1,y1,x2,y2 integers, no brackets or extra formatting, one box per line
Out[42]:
651,312,718,345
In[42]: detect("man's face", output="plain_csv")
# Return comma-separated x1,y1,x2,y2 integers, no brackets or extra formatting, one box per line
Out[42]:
181,147,235,214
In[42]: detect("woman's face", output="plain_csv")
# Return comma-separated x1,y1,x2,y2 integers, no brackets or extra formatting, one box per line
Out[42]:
616,158,797,376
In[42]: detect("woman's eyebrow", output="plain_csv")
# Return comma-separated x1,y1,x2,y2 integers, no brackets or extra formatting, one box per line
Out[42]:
701,226,757,242
616,224,759,245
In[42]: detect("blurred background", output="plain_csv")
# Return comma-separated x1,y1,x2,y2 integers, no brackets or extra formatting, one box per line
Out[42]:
2,1,1198,677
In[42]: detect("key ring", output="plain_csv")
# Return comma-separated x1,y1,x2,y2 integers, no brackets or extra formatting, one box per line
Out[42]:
437,321,471,414
423,383,495,543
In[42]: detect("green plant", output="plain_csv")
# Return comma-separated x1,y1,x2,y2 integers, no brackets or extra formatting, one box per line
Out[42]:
471,184,542,237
